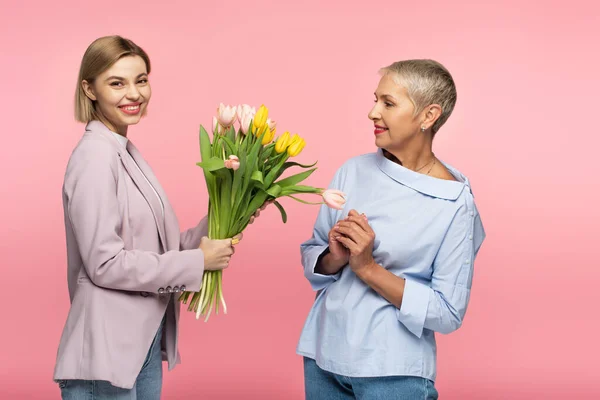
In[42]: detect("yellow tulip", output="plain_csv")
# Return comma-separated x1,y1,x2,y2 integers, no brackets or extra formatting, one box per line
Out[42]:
287,137,306,157
275,131,291,153
252,105,269,135
262,127,275,145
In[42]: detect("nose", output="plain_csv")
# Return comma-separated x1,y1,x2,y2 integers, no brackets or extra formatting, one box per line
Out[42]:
126,84,141,101
368,104,380,121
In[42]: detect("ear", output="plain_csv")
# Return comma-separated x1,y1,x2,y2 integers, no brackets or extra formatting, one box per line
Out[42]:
420,104,442,131
81,80,97,101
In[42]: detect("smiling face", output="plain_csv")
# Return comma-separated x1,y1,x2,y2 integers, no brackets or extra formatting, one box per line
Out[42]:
82,55,151,135
368,73,425,153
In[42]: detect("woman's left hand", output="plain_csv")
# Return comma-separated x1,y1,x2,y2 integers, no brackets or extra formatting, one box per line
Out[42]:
248,200,274,225
333,209,376,274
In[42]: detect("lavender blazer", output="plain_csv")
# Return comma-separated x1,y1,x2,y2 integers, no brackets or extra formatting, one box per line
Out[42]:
53,120,207,389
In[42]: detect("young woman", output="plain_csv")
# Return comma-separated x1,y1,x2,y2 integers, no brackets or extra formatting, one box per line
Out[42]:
53,35,260,399
298,59,486,399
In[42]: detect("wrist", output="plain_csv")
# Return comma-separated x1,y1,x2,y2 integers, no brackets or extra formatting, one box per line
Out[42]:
316,252,346,275
354,259,378,281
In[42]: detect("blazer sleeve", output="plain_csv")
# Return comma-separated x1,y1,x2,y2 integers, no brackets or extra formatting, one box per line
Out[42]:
63,137,205,293
179,216,209,251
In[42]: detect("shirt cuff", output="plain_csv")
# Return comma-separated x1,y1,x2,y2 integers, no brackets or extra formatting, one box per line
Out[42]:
396,278,430,338
302,245,342,291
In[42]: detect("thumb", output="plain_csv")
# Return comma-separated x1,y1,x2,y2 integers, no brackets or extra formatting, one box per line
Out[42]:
348,209,360,217
231,232,243,245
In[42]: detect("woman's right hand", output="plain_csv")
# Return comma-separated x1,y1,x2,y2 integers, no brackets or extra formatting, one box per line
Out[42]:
199,234,242,271
328,222,350,267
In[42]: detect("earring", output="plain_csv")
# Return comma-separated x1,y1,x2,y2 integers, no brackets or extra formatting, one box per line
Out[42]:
421,126,426,132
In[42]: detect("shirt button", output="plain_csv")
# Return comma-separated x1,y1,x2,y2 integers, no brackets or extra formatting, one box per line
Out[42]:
166,286,173,293
469,234,473,240
465,259,470,264
140,291,149,297
173,286,180,293
158,287,165,294
180,285,186,292
470,211,474,217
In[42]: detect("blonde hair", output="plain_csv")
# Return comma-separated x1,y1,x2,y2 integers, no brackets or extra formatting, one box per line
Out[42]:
380,59,456,134
75,36,151,122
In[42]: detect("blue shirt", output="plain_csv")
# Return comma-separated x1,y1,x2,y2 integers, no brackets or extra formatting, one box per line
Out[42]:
296,149,485,381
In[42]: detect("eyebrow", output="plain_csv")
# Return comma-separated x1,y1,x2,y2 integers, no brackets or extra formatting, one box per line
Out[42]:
104,73,148,82
374,93,397,101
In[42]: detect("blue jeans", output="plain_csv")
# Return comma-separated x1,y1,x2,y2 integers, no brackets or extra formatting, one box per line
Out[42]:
57,320,164,400
303,357,438,400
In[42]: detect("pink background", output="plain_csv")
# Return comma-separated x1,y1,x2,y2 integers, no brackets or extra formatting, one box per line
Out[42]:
1,0,598,398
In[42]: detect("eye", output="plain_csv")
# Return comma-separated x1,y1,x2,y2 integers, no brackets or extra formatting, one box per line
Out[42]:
384,102,394,108
110,81,124,87
138,79,148,84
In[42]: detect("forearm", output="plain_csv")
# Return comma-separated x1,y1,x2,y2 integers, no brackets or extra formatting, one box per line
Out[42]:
180,216,209,250
314,251,346,276
355,262,406,308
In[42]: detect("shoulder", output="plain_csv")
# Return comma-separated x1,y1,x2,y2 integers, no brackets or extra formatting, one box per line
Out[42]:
64,133,120,185
68,133,119,165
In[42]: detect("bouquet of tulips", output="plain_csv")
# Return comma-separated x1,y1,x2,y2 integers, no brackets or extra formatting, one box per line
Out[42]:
179,103,347,321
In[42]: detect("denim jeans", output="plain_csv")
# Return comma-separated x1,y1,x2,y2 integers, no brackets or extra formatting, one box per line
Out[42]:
57,320,164,400
303,357,438,400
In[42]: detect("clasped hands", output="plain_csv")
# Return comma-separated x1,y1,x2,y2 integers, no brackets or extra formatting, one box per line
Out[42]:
328,209,377,275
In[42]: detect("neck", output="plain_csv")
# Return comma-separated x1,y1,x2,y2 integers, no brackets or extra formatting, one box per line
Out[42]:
383,134,434,171
96,111,127,137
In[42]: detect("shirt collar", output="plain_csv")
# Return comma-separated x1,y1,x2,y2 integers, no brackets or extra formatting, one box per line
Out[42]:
85,120,129,149
375,148,469,200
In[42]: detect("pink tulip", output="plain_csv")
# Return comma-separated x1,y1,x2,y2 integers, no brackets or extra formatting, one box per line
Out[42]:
236,104,256,122
224,155,240,171
212,116,224,135
240,113,253,135
217,103,238,128
322,189,347,210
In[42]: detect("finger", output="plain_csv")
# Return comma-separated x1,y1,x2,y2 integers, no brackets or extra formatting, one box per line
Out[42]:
335,235,357,253
248,216,255,225
231,233,243,245
254,209,261,217
334,225,362,242
344,215,372,234
336,221,366,236
348,209,360,218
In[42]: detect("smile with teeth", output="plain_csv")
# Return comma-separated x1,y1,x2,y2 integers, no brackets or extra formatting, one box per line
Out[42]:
119,103,142,115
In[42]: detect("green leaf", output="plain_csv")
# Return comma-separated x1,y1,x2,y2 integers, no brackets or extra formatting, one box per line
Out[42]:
199,125,216,196
273,200,287,223
280,184,323,195
196,157,225,171
275,168,317,188
221,136,237,155
218,169,232,238
251,170,264,184
226,125,236,143
266,184,282,197
199,125,213,162
282,160,318,169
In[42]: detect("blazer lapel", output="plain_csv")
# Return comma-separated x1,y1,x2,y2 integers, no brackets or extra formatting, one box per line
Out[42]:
126,141,181,251
85,121,180,252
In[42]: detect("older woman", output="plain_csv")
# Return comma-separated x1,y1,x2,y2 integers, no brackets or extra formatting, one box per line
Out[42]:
297,59,485,399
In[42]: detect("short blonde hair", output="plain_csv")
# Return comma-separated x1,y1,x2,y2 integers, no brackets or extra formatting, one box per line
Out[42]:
75,36,151,122
380,59,456,134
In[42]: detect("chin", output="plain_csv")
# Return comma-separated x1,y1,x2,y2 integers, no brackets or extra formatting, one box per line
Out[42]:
374,135,388,148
